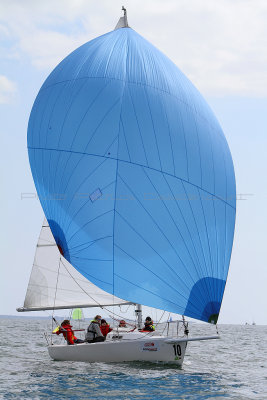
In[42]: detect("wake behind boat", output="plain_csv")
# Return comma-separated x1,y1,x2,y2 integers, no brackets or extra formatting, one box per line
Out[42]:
17,7,235,365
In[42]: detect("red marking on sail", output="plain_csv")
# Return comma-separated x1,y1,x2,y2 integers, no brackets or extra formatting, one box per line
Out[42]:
57,244,64,256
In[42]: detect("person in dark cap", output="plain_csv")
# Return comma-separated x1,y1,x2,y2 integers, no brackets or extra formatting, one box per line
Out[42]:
142,316,155,332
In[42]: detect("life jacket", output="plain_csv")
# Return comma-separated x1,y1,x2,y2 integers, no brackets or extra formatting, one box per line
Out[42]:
100,324,112,336
87,319,99,332
86,320,102,340
57,323,77,344
142,321,155,332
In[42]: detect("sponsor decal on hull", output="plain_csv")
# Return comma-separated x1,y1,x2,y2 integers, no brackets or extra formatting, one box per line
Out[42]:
140,342,159,352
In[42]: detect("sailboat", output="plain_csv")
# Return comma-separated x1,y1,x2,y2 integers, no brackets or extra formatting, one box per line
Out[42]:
17,8,236,365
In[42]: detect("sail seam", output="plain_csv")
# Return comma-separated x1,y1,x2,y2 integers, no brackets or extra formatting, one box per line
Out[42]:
71,262,112,287
120,117,131,162
111,32,131,297
162,97,176,176
56,97,121,232
40,86,65,223
67,209,114,244
128,86,149,166
50,42,108,229
71,257,112,261
38,76,224,135
206,122,219,301
221,140,229,283
64,181,115,245
115,175,215,316
141,167,208,307
198,187,217,304
69,235,112,253
52,81,113,233
115,209,190,292
51,79,89,230
144,86,163,170
114,242,201,312
61,157,109,235
112,56,128,297
117,172,198,278
181,181,214,308
115,244,195,307
162,174,207,287
28,147,236,210
114,272,202,319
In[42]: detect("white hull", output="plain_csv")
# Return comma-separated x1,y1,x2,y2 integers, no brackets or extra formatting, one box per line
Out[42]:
48,333,187,365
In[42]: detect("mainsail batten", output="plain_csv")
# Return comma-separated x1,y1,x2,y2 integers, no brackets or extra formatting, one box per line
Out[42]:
26,22,236,323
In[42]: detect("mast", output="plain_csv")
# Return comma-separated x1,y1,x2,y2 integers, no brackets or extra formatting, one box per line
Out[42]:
135,304,142,329
114,6,129,30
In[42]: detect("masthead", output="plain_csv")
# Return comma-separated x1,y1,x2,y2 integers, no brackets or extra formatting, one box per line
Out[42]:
114,6,129,30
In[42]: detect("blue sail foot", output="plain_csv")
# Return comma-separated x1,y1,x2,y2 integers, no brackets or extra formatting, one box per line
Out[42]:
207,312,219,324
184,277,226,323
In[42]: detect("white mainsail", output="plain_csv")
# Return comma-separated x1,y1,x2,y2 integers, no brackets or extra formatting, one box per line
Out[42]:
17,219,131,311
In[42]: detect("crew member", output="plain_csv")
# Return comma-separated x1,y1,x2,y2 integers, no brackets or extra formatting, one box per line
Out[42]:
141,316,155,332
85,315,105,343
118,320,127,328
100,319,113,337
56,319,84,345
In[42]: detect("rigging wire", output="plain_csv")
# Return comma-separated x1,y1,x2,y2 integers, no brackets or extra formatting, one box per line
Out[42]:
49,258,190,340
155,310,166,331
119,304,132,313
182,314,189,336
51,257,61,344
161,312,170,336
108,314,135,325
52,257,174,340
60,258,136,322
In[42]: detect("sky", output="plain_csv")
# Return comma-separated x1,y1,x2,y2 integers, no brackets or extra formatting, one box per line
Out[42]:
0,0,266,325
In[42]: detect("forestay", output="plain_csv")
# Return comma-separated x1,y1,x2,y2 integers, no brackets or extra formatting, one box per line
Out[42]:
27,19,236,323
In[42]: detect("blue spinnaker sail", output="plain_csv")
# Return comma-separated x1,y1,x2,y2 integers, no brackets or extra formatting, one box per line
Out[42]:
28,26,235,323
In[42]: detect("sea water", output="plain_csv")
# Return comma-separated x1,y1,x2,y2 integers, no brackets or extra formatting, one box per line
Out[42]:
0,317,266,399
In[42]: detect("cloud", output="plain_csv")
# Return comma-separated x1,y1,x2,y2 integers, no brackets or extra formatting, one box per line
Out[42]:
18,30,86,70
135,0,267,96
0,75,17,104
1,0,267,96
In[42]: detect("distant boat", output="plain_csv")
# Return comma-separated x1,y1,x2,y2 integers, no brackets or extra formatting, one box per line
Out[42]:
17,7,235,365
